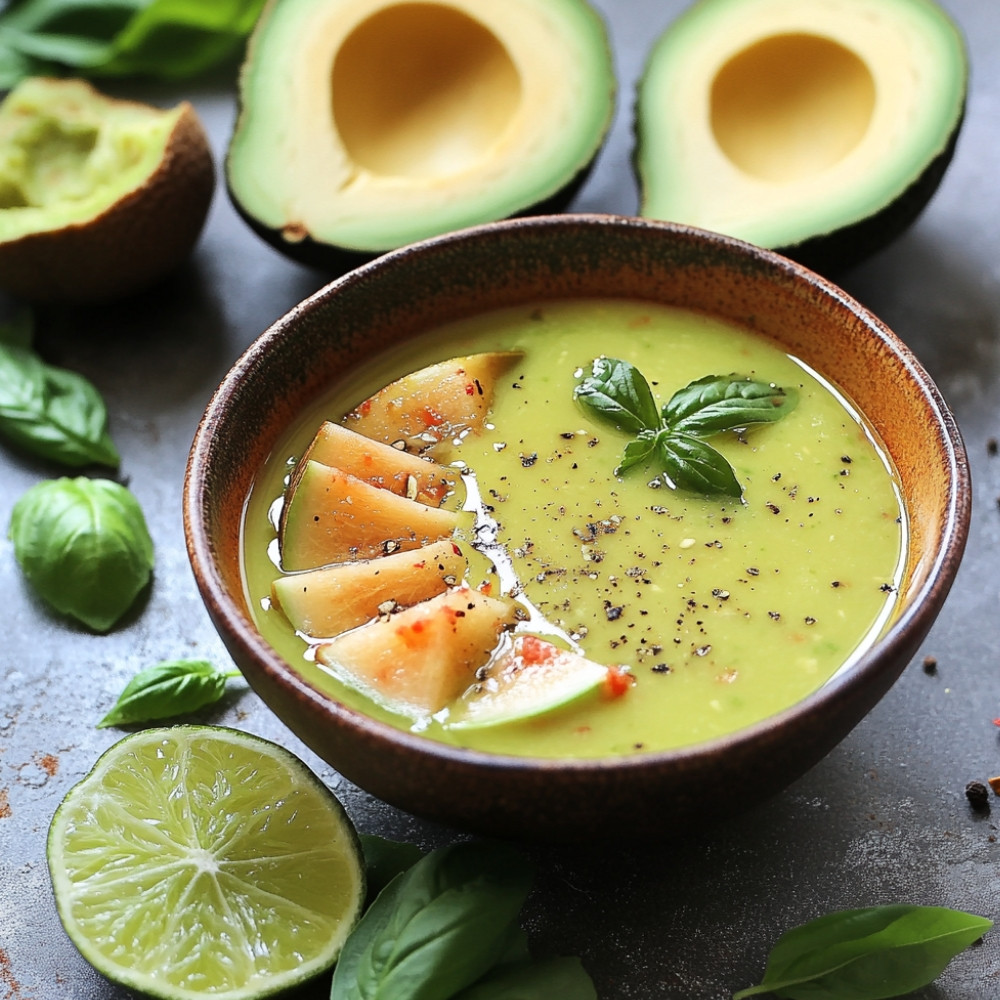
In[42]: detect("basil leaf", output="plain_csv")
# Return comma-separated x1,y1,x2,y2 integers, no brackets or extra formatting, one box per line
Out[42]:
0,310,34,349
0,0,265,83
0,338,119,468
8,477,154,632
331,841,534,1000
452,957,597,1000
658,432,742,498
733,905,992,1000
360,834,427,903
616,428,659,474
96,0,268,78
97,659,240,728
574,357,660,434
664,375,799,436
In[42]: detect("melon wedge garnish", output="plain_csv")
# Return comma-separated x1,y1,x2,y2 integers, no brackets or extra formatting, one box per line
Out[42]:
296,421,458,506
315,587,518,714
280,460,464,571
272,539,468,637
342,351,522,451
447,635,631,730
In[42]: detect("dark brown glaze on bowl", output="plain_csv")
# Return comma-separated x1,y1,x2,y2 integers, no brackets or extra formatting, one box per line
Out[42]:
183,215,970,842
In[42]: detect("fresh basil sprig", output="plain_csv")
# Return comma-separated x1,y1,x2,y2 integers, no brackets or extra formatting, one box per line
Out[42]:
332,840,596,1000
9,477,153,632
574,359,797,498
98,659,242,728
733,904,992,999
0,0,267,86
0,312,119,468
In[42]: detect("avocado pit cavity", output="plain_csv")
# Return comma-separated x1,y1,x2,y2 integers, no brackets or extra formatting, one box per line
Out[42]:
332,4,522,180
710,33,876,184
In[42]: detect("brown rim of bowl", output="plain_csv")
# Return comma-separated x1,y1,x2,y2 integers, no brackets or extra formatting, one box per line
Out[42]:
183,212,971,776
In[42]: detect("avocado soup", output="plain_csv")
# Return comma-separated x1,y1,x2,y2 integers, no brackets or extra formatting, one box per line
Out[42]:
242,298,905,758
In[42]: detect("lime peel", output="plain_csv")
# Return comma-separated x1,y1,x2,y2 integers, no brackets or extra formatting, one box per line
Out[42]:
48,725,365,1000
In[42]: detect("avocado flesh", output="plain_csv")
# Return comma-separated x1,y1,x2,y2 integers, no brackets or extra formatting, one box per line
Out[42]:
636,0,967,270
0,78,181,241
227,0,614,262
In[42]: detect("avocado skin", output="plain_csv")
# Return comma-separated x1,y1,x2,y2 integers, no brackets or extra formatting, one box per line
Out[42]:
227,156,598,277
776,106,965,276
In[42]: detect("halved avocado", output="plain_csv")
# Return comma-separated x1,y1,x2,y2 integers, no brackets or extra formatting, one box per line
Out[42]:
226,0,615,269
635,0,967,272
0,78,214,301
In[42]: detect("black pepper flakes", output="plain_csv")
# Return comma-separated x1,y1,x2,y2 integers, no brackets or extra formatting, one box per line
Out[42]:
604,602,624,621
766,503,781,514
966,781,991,812
988,438,998,456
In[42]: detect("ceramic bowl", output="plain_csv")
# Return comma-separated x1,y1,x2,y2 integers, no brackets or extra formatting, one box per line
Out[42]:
184,215,969,841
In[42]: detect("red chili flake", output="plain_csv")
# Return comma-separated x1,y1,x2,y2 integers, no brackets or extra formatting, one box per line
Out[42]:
604,665,632,698
358,399,372,416
992,718,1000,727
465,383,476,396
421,406,444,427
518,635,558,666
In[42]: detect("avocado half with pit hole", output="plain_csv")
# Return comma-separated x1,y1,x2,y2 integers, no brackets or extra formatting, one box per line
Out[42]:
0,78,214,302
635,0,967,273
226,0,615,270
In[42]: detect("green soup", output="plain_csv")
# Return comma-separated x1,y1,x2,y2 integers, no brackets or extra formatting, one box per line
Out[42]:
242,299,905,758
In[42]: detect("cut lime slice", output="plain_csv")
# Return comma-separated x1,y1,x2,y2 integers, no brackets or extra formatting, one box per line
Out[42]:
448,635,627,730
47,726,366,1000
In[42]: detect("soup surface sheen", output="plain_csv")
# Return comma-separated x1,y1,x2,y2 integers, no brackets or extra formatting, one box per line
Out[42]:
243,299,905,757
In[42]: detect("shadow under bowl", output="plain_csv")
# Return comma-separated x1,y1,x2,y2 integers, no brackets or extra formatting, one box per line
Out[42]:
184,214,970,842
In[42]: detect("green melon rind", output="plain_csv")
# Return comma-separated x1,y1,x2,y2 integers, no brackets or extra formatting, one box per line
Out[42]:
47,725,366,1000
448,650,608,730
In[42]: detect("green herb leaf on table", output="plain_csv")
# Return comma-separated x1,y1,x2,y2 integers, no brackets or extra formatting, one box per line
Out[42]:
0,0,267,86
98,659,242,728
574,359,797,498
331,841,539,1000
8,477,153,632
0,314,119,468
732,904,992,1000
451,957,598,1000
359,834,427,903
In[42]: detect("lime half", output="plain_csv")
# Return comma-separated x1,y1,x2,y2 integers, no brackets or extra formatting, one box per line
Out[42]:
47,726,366,1000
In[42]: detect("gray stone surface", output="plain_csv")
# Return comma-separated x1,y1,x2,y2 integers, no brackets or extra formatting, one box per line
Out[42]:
2,2,998,997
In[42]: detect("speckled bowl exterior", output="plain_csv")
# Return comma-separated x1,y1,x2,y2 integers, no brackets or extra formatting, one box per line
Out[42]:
184,215,970,842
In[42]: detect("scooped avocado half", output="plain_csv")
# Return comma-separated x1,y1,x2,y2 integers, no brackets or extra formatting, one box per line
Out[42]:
226,0,615,269
0,78,214,302
635,0,967,273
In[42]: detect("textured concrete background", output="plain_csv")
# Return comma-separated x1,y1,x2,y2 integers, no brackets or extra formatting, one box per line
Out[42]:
2,1,999,997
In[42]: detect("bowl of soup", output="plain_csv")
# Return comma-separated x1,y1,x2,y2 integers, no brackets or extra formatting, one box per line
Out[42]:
184,214,969,841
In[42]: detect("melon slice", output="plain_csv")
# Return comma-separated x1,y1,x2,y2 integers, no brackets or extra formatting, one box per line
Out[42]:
342,351,522,451
448,635,630,730
296,421,458,506
272,538,468,637
315,587,518,714
280,460,464,571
